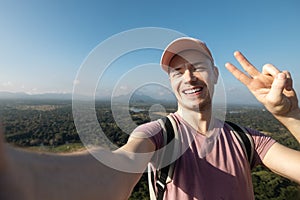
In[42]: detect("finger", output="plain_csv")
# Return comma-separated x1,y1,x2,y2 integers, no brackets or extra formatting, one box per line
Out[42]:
225,62,252,85
234,51,260,77
283,70,293,91
262,64,280,77
268,73,287,102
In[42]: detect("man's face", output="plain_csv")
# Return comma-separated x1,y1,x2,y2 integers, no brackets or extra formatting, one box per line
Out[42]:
168,50,218,111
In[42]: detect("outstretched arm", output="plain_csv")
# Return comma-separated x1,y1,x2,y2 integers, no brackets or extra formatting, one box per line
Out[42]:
0,130,155,200
225,51,300,183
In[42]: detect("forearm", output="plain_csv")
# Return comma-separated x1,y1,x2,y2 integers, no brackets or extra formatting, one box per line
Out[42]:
274,108,300,143
3,145,142,200
1,145,35,200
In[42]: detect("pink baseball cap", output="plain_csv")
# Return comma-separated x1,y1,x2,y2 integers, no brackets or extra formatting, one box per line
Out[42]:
160,37,214,72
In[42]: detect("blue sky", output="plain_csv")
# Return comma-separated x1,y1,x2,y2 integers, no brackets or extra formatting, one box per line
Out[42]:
0,0,299,104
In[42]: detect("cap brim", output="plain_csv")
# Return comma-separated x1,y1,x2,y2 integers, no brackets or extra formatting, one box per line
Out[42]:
160,37,213,72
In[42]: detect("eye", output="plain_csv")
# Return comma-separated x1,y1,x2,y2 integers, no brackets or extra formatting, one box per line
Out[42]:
169,65,184,77
173,65,185,71
193,64,207,72
170,70,182,78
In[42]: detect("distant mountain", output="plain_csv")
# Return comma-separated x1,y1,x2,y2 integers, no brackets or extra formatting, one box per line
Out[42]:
112,92,176,104
113,93,159,103
0,92,72,100
0,92,29,99
0,91,177,103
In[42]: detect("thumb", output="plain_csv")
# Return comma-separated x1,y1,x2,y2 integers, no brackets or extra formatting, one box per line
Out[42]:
268,73,286,103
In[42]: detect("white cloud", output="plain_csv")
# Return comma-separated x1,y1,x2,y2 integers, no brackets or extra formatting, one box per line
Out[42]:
25,88,39,95
73,79,80,85
2,81,13,87
120,85,128,90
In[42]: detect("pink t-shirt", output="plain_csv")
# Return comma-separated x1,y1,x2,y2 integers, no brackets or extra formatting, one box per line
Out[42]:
133,112,276,200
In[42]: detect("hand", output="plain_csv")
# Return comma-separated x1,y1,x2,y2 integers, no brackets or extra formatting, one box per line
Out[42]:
225,51,299,117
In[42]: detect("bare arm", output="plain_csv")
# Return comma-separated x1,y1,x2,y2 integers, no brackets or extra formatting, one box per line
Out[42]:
225,51,300,183
0,132,155,200
263,143,300,184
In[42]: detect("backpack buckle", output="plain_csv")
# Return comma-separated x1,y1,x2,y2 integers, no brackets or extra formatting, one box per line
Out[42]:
156,180,166,192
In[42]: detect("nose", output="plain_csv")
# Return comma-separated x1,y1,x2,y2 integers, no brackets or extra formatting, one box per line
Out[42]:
183,64,196,82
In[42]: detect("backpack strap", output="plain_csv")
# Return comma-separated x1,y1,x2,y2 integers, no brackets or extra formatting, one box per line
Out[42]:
156,117,175,200
225,121,255,167
148,115,178,200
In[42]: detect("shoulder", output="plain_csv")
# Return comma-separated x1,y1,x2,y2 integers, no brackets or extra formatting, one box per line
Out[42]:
239,126,276,165
132,120,164,150
133,120,162,136
223,121,276,146
244,127,276,147
225,122,276,165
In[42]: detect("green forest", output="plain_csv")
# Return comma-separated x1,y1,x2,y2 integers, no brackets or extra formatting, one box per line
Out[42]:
0,99,299,200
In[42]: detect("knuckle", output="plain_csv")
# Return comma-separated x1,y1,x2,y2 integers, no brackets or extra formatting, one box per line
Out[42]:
282,70,291,77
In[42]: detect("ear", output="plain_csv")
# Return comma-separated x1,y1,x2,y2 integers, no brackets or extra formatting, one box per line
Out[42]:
213,66,219,84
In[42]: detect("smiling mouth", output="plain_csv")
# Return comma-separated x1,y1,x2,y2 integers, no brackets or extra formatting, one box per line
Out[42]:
183,87,203,94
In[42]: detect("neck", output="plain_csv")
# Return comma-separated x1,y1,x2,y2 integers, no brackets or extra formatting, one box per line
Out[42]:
177,104,214,135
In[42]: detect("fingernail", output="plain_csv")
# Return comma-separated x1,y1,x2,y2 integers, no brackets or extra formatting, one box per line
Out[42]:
277,73,286,79
234,51,239,56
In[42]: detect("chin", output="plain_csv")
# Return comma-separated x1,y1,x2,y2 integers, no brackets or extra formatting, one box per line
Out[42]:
179,99,212,112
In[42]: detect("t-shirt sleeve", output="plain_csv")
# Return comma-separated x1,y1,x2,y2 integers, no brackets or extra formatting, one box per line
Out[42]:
246,128,277,167
131,120,164,150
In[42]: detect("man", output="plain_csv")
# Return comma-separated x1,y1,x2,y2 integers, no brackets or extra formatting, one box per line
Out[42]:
133,37,300,199
0,37,299,200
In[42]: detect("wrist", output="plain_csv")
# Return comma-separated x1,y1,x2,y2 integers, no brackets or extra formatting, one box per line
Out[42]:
274,107,300,121
274,108,300,143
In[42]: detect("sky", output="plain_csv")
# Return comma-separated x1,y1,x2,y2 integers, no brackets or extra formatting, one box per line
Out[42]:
0,0,300,104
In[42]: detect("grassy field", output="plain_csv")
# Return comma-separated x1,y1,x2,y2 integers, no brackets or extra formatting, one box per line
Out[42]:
22,143,85,153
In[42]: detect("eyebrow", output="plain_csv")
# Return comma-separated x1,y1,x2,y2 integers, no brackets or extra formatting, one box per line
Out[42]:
171,61,207,69
191,62,207,66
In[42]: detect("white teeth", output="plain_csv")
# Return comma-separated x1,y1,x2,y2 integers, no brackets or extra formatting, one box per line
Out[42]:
184,88,202,94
